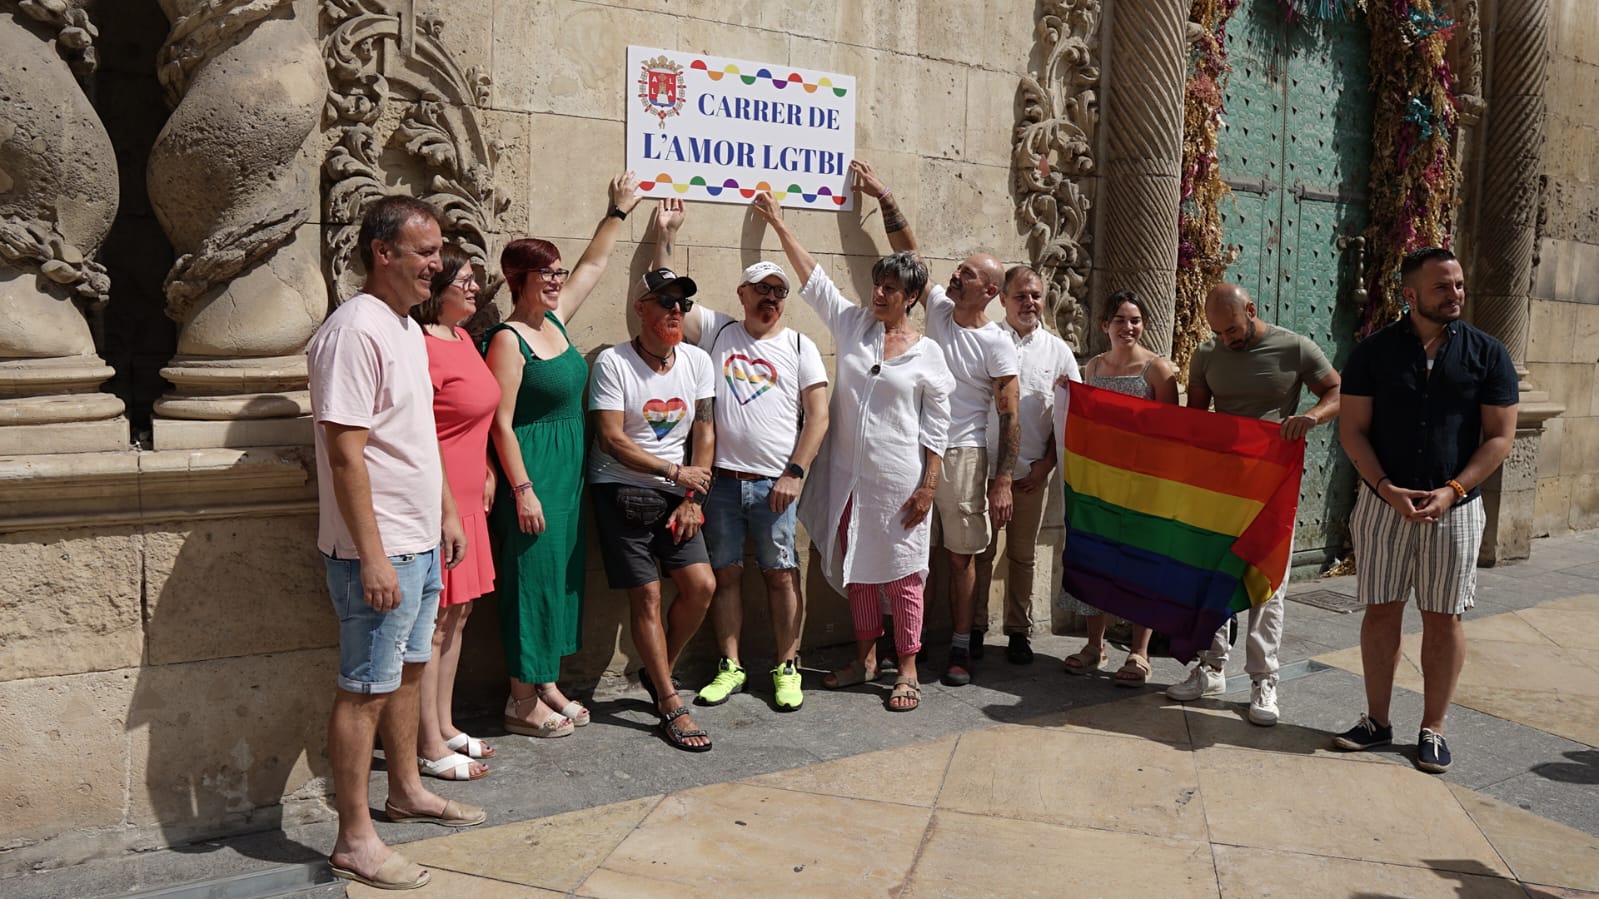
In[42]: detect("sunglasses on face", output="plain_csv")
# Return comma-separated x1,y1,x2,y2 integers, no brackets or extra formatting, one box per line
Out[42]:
746,282,789,300
651,295,694,312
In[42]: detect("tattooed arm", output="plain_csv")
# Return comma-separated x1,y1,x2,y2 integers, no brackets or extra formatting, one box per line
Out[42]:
988,374,1020,528
851,159,918,255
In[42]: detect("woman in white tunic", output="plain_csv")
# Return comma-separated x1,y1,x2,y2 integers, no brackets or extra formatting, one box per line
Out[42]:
753,192,953,712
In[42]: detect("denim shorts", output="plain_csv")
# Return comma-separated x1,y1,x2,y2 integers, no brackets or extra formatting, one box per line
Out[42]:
323,547,441,694
702,476,799,571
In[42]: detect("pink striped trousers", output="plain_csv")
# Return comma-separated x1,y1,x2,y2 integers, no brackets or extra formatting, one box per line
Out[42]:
838,499,924,656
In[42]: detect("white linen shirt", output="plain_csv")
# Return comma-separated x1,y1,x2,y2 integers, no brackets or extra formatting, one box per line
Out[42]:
794,266,955,591
987,320,1081,478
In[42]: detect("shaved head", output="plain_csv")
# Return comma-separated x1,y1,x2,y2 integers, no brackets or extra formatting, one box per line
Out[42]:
1204,283,1251,316
1204,283,1259,351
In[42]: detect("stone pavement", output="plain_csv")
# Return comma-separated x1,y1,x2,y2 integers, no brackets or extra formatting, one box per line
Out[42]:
8,531,1599,898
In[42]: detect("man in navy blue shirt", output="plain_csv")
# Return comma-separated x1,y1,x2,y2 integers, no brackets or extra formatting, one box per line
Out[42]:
1331,247,1519,773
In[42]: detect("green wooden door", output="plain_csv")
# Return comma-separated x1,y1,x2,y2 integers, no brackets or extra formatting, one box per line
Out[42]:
1216,1,1371,573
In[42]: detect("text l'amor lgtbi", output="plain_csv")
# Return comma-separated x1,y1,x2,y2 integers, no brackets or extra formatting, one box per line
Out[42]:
641,93,847,176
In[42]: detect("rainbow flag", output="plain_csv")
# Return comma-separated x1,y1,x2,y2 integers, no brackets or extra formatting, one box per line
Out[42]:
1060,382,1304,662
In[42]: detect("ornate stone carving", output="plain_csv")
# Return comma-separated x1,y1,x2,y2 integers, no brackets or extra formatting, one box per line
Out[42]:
1090,0,1188,355
1014,0,1100,349
321,0,508,303
1473,0,1549,367
0,0,126,453
147,0,329,440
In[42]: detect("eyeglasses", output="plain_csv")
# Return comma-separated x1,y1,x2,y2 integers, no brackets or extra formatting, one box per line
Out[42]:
533,268,571,281
652,295,694,312
451,273,478,289
745,281,789,300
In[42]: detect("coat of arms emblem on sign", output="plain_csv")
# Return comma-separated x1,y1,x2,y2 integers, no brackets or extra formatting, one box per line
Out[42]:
637,55,687,129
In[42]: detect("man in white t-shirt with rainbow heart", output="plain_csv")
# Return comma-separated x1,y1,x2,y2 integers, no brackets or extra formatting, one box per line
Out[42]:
651,199,831,713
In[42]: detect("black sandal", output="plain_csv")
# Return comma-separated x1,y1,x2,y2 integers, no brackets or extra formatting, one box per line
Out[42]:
660,705,713,752
639,669,681,707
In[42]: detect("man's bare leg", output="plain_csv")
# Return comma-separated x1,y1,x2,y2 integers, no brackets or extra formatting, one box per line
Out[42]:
1418,610,1465,733
1360,601,1407,725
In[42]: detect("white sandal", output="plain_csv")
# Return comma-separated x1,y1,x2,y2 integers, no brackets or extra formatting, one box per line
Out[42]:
538,687,590,727
418,752,486,781
444,732,495,759
504,695,574,739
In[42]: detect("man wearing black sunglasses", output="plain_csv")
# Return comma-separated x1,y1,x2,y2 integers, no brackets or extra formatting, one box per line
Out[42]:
651,199,831,714
587,265,719,751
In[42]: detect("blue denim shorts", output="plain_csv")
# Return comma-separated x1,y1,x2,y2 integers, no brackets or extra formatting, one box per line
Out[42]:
323,547,441,694
702,476,798,571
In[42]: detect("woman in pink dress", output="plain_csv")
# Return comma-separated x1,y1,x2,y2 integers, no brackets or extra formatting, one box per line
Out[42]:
411,246,501,780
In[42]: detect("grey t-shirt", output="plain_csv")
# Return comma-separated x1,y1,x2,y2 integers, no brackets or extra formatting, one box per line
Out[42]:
1189,323,1334,421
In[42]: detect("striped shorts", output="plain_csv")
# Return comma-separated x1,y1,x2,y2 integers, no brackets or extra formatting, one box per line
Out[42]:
1349,486,1486,615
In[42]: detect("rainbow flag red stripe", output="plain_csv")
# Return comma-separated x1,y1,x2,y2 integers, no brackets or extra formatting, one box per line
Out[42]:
1060,382,1304,662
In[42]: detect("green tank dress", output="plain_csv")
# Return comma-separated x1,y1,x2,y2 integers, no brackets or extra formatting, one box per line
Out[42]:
484,315,588,683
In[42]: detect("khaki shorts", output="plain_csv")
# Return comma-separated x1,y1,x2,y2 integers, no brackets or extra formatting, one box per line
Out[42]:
933,445,992,555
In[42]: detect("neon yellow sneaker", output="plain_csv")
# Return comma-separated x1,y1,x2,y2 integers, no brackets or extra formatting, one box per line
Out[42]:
772,659,803,711
696,657,746,706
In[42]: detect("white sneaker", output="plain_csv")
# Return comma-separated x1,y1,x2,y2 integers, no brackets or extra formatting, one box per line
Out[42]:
1248,680,1279,726
1166,664,1226,701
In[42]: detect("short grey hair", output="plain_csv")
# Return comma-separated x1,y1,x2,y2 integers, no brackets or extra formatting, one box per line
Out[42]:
871,251,928,302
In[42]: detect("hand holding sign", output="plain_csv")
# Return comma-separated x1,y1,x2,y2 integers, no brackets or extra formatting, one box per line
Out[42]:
655,197,685,236
751,190,783,225
611,171,642,215
851,159,887,199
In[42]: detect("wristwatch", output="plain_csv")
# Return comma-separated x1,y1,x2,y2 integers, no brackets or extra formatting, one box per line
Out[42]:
785,462,805,479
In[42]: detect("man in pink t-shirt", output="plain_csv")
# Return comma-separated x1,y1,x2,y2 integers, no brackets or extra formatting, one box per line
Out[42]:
309,196,478,891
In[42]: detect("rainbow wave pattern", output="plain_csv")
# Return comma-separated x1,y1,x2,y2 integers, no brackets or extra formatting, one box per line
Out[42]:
689,59,849,96
1060,382,1304,663
638,173,849,206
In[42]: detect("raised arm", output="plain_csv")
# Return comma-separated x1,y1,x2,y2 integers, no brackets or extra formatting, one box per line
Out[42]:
751,191,817,286
648,198,708,346
556,171,642,323
852,159,917,255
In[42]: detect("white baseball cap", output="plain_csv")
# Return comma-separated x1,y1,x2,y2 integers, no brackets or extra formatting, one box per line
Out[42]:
739,261,791,291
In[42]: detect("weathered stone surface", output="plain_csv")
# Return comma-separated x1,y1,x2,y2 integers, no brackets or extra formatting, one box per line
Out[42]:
0,531,143,682
141,514,332,666
0,669,135,843
125,648,335,830
523,114,628,243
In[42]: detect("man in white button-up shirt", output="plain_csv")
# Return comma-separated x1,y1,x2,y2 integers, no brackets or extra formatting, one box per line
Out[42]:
975,266,1081,664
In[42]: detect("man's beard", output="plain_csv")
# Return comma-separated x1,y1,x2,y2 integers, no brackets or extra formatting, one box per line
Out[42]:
650,317,684,347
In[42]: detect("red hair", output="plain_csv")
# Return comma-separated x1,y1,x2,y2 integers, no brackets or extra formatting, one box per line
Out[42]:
499,238,560,303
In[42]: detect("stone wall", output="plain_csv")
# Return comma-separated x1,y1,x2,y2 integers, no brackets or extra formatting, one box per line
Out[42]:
0,0,1062,870
1530,1,1599,536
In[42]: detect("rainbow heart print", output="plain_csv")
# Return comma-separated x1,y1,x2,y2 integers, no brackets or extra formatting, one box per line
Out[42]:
643,397,688,440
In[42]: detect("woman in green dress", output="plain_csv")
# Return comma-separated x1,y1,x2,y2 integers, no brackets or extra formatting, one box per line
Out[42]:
484,172,642,737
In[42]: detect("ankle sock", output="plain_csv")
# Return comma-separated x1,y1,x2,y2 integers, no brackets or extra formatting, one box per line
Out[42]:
950,632,971,653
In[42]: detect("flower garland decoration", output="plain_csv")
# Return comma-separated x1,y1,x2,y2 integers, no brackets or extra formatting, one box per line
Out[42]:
1358,1,1460,333
1279,0,1359,20
1173,0,1241,375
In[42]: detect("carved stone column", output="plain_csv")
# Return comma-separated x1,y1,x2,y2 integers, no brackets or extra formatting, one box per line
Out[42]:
1472,0,1563,564
1015,0,1100,352
1089,0,1187,355
0,1,127,455
147,0,328,449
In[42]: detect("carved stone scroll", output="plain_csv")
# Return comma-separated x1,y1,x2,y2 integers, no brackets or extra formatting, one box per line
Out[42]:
1014,0,1100,350
0,1,127,454
146,0,328,445
1472,0,1549,366
321,0,508,303
1090,0,1188,355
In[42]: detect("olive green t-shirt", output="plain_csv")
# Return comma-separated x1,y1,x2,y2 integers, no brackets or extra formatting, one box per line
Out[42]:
1189,323,1334,422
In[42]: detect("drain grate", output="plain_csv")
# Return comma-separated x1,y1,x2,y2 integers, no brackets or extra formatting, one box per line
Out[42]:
1289,589,1365,614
